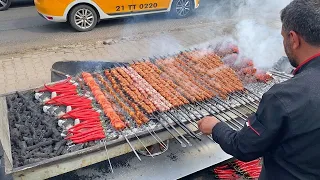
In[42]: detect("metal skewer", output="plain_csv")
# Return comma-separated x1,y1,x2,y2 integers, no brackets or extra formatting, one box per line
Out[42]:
100,66,169,152
232,93,258,108
181,105,204,119
121,55,250,139
196,101,242,126
138,58,206,134
195,102,243,129
228,96,256,113
234,92,259,107
166,111,202,141
210,101,247,122
245,88,262,100
132,59,202,141
239,90,261,102
183,104,205,118
173,107,198,127
128,128,154,158
95,76,157,158
158,113,192,146
178,106,200,120
130,59,220,139
114,62,188,147
145,124,168,149
177,106,215,142
120,131,142,161
188,103,215,118
151,113,187,147
268,70,293,79
160,53,256,116
212,98,248,119
101,139,114,173
206,99,247,121
183,104,238,130
166,110,199,134
119,63,193,144
246,85,264,99
269,73,291,79
164,111,196,138
169,55,256,113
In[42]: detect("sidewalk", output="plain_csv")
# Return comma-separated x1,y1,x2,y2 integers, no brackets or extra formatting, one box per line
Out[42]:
0,19,282,95
0,24,214,95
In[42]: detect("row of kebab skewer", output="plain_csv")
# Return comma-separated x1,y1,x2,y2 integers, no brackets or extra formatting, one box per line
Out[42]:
34,48,264,161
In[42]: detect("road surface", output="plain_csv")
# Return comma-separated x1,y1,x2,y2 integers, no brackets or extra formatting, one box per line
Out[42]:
0,0,237,55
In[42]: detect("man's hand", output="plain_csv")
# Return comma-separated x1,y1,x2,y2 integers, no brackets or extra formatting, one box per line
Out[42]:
197,116,220,135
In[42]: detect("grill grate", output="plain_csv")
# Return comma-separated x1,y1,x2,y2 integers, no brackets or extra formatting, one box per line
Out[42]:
7,47,292,169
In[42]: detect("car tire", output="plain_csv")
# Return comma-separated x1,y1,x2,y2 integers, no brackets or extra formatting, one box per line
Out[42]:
0,0,11,11
170,0,193,18
68,5,98,32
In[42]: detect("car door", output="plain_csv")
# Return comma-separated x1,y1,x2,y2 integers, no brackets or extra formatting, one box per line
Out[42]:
94,0,133,14
132,0,171,13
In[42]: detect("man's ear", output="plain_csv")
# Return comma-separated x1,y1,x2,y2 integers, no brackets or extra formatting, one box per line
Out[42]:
289,30,301,50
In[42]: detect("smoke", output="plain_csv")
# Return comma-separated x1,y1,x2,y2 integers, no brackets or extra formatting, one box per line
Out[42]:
231,0,292,69
148,33,184,57
234,0,293,19
235,19,284,69
182,0,293,69
117,0,293,70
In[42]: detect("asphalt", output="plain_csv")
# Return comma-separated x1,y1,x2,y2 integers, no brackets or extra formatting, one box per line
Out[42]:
0,0,238,55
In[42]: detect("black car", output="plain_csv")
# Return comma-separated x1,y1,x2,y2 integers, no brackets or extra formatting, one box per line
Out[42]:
0,0,32,11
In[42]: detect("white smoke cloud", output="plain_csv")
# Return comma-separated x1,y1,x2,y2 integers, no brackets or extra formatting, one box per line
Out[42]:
118,0,293,69
148,33,185,57
235,19,284,69
231,0,292,69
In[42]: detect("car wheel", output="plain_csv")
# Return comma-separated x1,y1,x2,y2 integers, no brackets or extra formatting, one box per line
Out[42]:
170,0,193,18
68,5,98,32
0,0,11,11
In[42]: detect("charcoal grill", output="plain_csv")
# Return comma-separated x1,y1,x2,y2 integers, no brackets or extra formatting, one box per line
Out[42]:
0,52,292,180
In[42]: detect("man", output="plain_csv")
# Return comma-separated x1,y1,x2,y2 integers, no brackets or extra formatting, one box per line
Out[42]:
198,0,320,179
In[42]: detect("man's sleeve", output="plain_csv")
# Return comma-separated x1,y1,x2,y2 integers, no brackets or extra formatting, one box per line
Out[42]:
212,92,288,162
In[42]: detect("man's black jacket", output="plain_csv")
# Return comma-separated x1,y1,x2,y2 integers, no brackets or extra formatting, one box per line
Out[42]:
212,56,320,180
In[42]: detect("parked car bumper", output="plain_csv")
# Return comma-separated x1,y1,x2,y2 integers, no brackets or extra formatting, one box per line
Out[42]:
37,12,67,22
34,0,70,22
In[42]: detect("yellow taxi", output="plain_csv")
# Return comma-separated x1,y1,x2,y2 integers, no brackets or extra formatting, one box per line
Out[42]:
34,0,200,32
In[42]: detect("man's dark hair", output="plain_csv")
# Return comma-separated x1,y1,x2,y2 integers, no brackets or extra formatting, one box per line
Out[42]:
281,0,320,46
